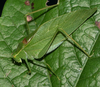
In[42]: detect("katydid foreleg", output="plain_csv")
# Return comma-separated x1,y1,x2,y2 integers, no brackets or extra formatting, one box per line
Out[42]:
22,50,60,80
24,51,31,73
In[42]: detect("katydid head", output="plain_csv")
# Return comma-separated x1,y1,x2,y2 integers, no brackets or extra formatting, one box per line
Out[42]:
13,55,22,63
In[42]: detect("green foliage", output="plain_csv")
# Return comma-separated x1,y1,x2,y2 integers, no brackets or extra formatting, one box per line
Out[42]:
0,0,100,87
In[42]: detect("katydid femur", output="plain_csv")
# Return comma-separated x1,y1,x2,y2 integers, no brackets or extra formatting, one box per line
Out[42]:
12,5,96,74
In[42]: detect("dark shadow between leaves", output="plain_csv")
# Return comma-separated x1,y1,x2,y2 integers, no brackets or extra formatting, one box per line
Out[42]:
28,58,59,78
12,58,22,66
46,0,58,6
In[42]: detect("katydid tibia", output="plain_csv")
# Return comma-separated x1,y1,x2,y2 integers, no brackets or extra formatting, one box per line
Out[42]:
12,4,97,75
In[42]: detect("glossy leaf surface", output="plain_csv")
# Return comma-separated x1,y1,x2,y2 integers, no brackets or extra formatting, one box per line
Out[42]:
0,0,100,87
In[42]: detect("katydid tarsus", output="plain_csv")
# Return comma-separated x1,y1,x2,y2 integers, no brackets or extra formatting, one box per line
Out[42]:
12,4,96,77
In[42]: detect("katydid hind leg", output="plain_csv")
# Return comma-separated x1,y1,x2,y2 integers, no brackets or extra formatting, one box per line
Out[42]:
58,28,93,57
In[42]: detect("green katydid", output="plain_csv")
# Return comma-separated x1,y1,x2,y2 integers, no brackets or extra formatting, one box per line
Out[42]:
12,4,97,74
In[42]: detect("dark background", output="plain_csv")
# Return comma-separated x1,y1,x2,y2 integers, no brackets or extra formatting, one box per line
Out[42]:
0,0,6,16
0,0,58,16
46,0,58,6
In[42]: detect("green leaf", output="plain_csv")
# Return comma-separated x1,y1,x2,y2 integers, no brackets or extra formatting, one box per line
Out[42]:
0,0,100,87
76,35,100,87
